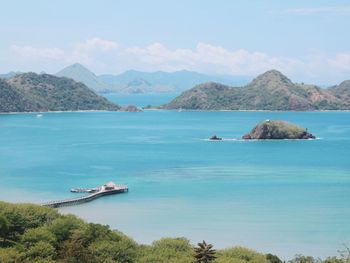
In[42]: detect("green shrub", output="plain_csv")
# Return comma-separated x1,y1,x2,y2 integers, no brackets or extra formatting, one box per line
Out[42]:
216,246,268,263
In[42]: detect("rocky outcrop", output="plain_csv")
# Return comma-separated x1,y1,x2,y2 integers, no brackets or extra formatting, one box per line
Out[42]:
242,120,315,140
120,105,143,112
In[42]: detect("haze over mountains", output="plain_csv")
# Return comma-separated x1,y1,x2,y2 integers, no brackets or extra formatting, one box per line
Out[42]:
162,70,350,111
55,63,251,93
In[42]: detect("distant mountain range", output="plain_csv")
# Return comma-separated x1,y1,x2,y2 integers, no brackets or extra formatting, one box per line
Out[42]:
0,71,23,79
55,63,251,93
0,73,120,113
161,70,350,111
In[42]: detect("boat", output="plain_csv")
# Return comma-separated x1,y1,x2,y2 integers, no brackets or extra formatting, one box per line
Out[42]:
209,135,222,141
70,187,100,193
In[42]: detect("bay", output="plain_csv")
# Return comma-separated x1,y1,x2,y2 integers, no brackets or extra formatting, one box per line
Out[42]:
0,98,349,259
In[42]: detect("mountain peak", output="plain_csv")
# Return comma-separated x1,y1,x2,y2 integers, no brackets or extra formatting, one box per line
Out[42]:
255,69,290,81
249,69,293,87
338,80,350,89
57,63,93,74
55,63,109,91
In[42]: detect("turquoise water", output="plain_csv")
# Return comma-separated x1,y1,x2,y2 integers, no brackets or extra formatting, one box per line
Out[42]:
104,92,180,107
0,109,350,259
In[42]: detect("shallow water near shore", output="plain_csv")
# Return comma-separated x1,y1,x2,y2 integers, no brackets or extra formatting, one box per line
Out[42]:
0,104,349,259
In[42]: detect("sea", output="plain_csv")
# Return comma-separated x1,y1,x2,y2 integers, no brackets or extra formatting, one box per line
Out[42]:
0,92,349,259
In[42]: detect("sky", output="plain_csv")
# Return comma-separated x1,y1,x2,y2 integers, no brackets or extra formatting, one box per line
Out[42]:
0,0,349,84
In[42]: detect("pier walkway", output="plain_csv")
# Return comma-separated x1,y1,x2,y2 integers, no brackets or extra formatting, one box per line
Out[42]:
42,182,128,208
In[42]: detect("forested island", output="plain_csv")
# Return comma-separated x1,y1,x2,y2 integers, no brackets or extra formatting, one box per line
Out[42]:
0,202,346,263
0,73,120,113
161,70,350,111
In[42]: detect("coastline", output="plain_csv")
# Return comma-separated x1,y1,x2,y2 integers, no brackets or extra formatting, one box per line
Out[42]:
145,108,350,112
0,109,130,115
2,108,350,115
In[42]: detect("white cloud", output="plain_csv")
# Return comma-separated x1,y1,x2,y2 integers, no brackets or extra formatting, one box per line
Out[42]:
7,38,350,83
283,6,350,15
126,42,308,76
328,53,350,72
74,37,119,52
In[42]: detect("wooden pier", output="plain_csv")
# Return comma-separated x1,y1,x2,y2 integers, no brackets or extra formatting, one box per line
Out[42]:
42,182,128,208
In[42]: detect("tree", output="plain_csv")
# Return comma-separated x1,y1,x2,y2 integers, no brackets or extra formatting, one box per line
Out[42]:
194,240,216,263
48,215,83,244
25,241,56,261
59,229,94,263
267,253,283,263
0,214,9,246
289,254,315,263
22,227,56,248
338,245,350,262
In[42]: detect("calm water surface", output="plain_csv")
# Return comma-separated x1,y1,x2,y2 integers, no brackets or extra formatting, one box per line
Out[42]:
0,100,349,259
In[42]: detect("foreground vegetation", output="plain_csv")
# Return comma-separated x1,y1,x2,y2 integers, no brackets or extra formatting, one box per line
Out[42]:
0,201,348,263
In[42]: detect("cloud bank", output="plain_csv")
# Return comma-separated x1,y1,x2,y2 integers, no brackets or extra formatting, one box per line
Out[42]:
6,37,350,84
283,6,350,15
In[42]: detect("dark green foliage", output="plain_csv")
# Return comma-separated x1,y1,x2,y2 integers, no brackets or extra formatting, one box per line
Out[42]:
162,70,350,111
0,73,120,112
0,214,9,245
323,257,344,263
194,240,217,263
48,215,84,243
267,253,283,263
0,202,59,242
0,79,35,112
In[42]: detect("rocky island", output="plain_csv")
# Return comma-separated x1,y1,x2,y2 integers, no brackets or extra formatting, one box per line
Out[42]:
242,120,316,140
120,105,143,112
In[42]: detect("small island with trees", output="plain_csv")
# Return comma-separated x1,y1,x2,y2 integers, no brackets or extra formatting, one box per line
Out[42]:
242,120,316,140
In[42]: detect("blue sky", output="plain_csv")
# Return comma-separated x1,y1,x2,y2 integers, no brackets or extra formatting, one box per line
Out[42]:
0,0,349,84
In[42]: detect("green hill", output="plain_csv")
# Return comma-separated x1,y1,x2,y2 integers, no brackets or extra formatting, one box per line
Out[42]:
162,70,350,110
0,79,35,112
0,73,120,112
